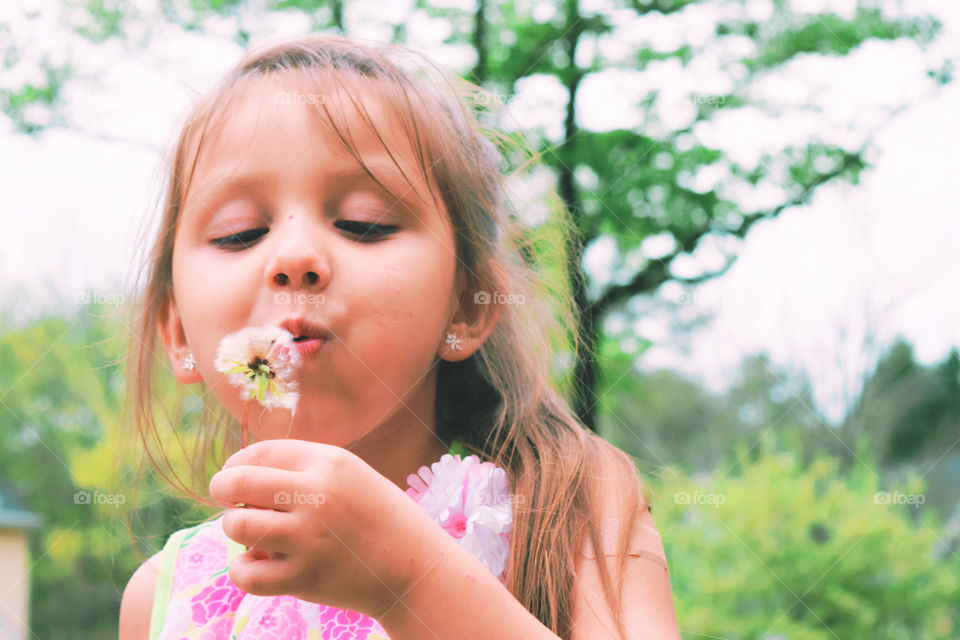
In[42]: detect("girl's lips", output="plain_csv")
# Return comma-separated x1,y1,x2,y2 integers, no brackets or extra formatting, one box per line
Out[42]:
292,337,325,358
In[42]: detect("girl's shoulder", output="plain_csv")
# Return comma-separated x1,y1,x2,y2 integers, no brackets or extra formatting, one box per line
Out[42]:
157,513,236,581
148,512,240,639
153,513,228,558
159,511,239,588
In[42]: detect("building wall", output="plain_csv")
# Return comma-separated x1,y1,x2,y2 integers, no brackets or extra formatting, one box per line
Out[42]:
0,528,29,639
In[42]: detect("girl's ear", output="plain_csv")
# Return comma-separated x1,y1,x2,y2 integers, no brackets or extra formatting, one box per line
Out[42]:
157,296,203,384
439,270,503,362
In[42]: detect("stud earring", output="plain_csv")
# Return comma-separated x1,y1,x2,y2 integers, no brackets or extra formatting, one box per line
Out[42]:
182,353,196,371
445,332,462,351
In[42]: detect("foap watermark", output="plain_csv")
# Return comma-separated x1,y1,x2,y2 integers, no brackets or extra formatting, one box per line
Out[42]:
874,491,925,508
275,292,326,306
74,490,125,507
688,93,726,106
674,491,725,508
477,492,526,507
274,90,325,106
475,91,516,106
76,291,125,306
474,290,525,306
274,490,326,508
673,291,723,308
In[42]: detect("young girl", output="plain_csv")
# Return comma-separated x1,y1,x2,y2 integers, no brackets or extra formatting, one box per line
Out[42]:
119,34,680,640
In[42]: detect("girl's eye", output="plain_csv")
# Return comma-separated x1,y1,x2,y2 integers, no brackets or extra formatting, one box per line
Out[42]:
210,228,268,249
209,221,396,249
335,220,398,241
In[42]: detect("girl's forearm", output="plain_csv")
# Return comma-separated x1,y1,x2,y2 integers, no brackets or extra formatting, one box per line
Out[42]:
377,534,561,640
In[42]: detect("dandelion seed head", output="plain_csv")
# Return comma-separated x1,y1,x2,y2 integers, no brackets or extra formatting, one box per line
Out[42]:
213,326,302,413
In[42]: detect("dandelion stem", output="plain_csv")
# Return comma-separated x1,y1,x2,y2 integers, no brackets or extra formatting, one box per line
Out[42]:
242,398,250,449
239,398,250,523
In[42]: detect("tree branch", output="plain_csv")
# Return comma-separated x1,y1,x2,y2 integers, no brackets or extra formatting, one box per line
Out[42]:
592,147,866,316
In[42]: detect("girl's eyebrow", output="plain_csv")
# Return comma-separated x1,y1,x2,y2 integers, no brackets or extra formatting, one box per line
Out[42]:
330,161,427,205
189,174,271,210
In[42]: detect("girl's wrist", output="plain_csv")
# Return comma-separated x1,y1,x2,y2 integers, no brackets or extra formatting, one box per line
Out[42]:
374,518,462,628
375,528,557,640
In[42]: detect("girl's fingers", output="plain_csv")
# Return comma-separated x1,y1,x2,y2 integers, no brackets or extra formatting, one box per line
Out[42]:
209,464,304,511
228,549,299,597
222,506,297,553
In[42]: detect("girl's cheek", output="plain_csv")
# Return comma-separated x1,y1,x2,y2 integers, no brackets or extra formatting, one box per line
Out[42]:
370,266,406,325
383,266,404,295
374,307,402,325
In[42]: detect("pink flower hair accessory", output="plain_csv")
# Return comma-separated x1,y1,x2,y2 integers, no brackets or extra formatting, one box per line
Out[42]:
406,452,513,582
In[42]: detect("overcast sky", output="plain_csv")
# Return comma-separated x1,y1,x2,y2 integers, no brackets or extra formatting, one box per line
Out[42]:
1,0,957,425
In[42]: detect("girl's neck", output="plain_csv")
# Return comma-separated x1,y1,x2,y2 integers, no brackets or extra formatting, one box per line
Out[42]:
349,423,451,490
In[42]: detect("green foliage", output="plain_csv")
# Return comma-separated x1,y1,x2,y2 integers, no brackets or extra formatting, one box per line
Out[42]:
604,343,960,637
0,59,71,134
651,436,959,638
599,352,819,471
485,1,613,84
0,303,199,638
636,44,695,69
190,0,245,14
719,7,943,73
847,339,960,468
269,0,327,10
556,129,729,240
629,0,701,17
74,0,127,42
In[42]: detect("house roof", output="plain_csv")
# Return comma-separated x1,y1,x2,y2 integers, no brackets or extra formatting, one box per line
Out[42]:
0,479,42,531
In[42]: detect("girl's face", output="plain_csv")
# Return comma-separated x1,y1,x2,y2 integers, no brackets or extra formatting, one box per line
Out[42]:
159,73,484,463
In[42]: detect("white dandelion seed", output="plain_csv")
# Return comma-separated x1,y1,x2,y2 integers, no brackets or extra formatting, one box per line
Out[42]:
214,326,302,414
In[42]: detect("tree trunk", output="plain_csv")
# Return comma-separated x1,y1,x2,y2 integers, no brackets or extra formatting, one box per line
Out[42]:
556,0,598,431
471,0,487,83
331,0,343,33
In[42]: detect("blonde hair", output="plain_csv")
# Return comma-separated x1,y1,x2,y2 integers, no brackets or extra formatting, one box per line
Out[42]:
123,34,652,640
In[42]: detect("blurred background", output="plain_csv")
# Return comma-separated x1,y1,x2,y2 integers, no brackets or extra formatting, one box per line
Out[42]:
1,0,959,637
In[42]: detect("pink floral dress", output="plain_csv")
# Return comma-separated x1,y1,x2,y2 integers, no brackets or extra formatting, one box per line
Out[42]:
148,442,513,640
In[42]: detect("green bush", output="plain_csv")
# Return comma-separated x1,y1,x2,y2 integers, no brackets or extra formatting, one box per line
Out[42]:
649,432,959,639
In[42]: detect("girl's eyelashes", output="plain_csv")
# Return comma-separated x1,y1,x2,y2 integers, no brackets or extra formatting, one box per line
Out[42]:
335,220,398,241
210,228,268,249
209,221,398,250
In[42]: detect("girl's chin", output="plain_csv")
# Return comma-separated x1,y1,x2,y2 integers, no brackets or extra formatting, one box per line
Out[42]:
242,414,319,440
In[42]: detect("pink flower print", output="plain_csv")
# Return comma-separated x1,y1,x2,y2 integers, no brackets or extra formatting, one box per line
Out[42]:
318,606,380,640
243,596,308,640
172,531,228,596
191,573,244,625
197,616,234,640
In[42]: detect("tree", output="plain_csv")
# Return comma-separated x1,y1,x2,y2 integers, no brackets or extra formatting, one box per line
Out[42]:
845,340,960,467
481,0,947,429
599,350,824,473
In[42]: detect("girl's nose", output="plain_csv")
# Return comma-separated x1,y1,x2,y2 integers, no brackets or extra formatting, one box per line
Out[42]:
273,271,321,287
264,216,331,292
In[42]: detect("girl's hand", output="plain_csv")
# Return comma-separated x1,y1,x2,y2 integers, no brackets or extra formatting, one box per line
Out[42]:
208,439,453,618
